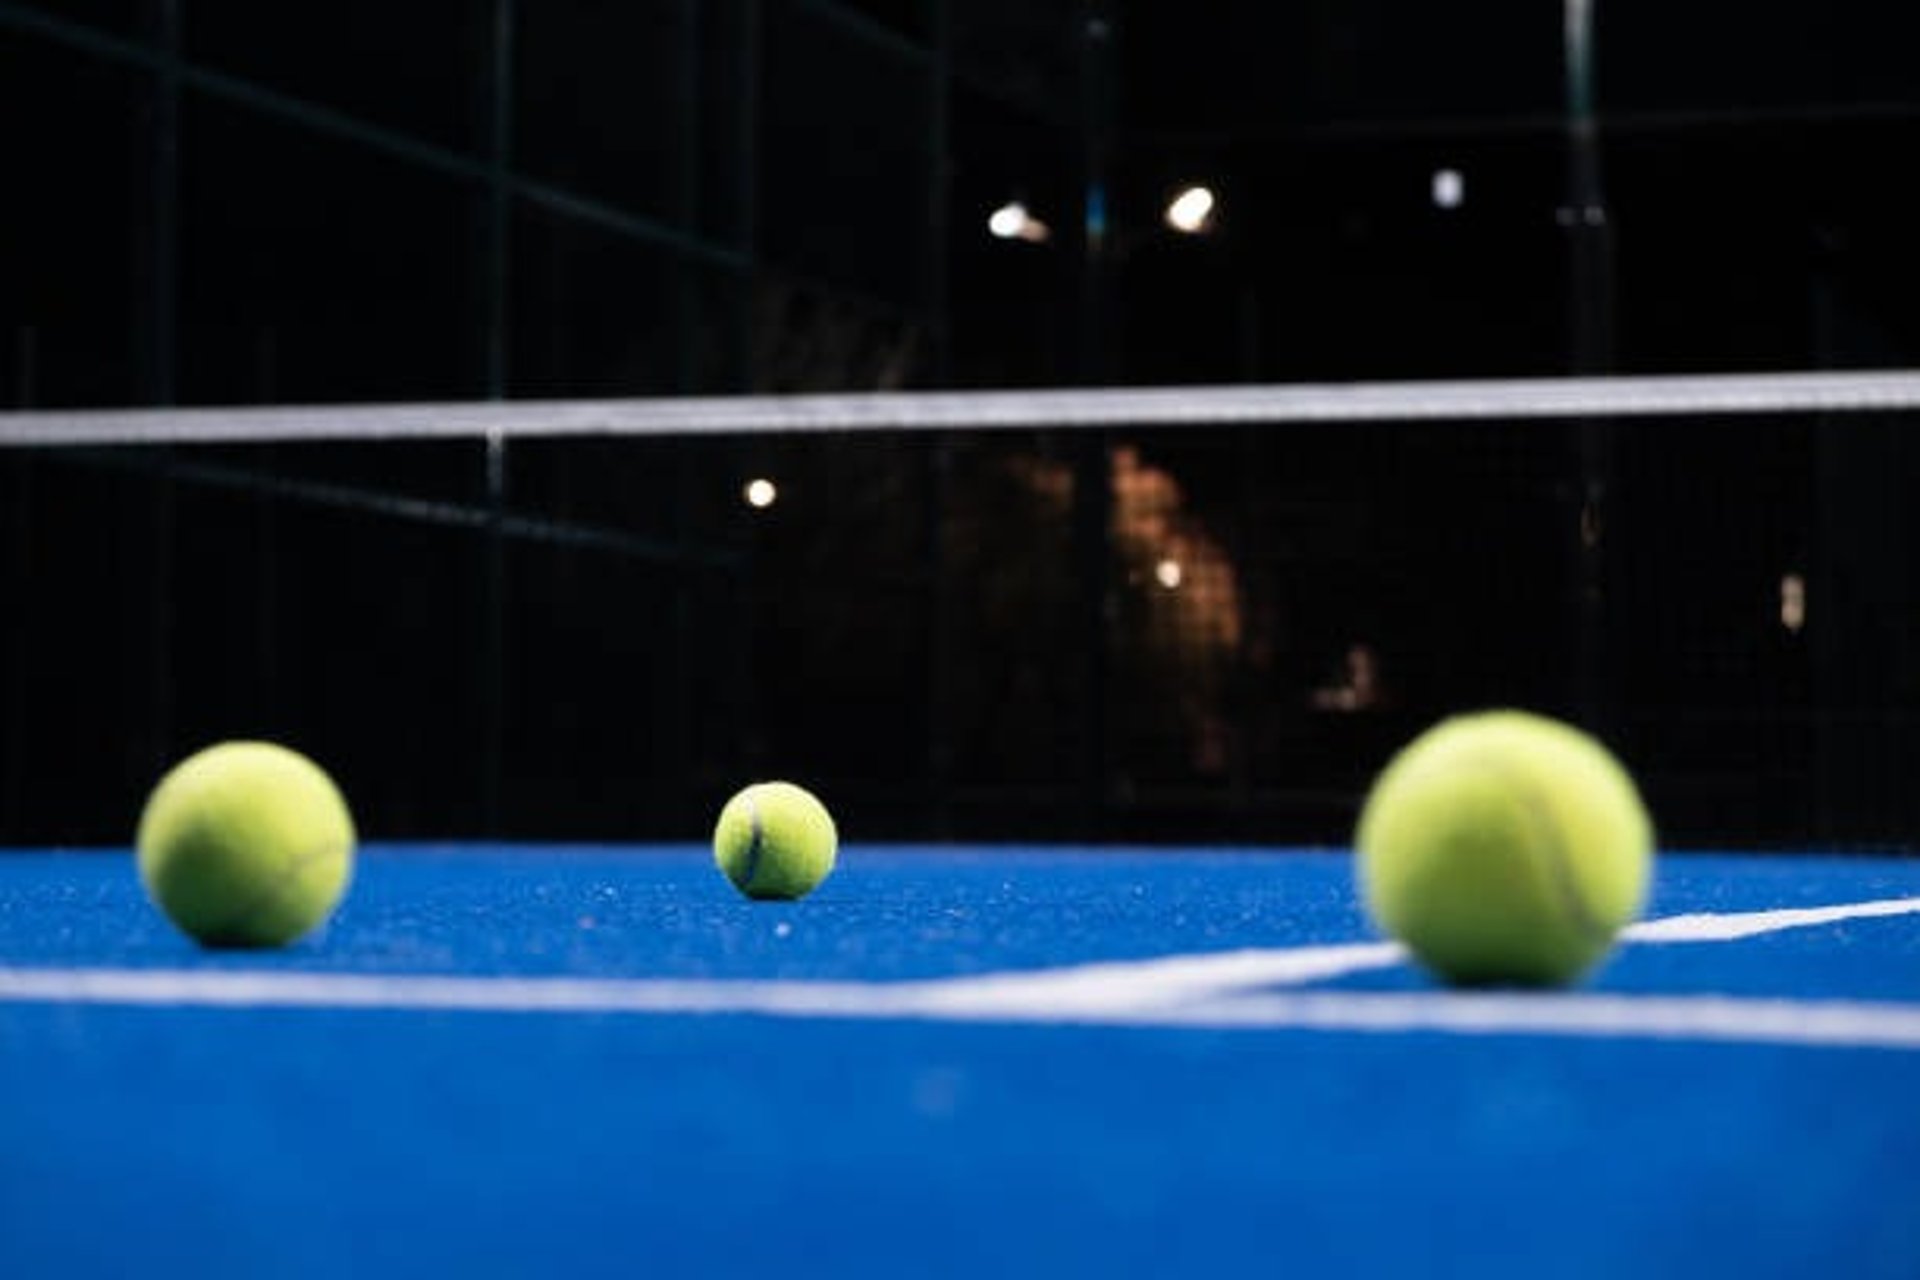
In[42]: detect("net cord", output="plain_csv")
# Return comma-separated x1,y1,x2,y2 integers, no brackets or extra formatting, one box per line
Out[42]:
4,370,1920,448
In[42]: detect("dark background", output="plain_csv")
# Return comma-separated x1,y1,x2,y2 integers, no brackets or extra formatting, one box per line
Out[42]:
1,0,1917,847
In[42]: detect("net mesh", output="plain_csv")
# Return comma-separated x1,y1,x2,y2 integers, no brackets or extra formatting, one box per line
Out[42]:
2,374,1916,847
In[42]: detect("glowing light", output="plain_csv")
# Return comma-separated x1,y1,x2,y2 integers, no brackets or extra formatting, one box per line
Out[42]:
1781,572,1807,633
1164,185,1216,235
1155,558,1184,590
744,478,777,509
1432,168,1464,209
988,201,1051,243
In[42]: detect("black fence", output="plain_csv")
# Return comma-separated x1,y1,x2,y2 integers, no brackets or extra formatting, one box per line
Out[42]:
9,2,1920,411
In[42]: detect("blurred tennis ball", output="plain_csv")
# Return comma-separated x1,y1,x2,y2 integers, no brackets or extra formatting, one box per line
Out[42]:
712,781,837,901
1356,710,1652,987
136,741,356,948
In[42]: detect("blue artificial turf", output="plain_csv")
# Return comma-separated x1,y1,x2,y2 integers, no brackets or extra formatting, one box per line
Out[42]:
3,845,1918,1278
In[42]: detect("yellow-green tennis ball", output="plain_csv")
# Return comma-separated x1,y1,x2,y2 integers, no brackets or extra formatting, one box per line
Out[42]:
136,741,356,949
1356,710,1653,987
712,781,837,901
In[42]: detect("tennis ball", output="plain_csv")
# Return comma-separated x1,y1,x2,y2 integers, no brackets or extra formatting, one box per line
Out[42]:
1356,710,1652,987
712,781,837,901
136,741,356,949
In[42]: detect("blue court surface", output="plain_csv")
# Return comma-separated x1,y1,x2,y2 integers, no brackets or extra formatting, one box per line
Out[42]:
4,845,1919,1278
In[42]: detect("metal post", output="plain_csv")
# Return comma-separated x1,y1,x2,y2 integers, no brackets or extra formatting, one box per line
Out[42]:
1075,0,1117,835
146,0,181,779
921,0,953,831
676,0,701,392
5,321,34,835
481,427,507,834
480,0,514,832
1078,1,1115,387
736,0,761,389
0,443,30,836
1564,0,1611,375
486,0,513,398
147,0,180,406
925,0,951,386
724,0,764,787
1564,0,1614,733
13,327,33,408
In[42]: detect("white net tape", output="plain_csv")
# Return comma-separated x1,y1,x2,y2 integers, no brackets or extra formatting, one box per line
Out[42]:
4,369,1919,448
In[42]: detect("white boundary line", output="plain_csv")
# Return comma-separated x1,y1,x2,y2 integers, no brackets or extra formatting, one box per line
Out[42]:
1155,992,1920,1049
1622,897,1920,942
4,965,1920,1052
3,897,1919,1050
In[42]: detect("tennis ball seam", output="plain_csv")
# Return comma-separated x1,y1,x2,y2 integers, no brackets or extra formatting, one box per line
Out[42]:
740,791,767,892
1468,749,1614,948
197,836,347,946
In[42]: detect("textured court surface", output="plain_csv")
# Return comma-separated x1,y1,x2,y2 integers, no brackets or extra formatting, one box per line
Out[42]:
4,845,1919,1278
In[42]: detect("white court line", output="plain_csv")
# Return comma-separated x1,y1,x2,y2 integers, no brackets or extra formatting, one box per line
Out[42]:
4,964,1920,1051
882,942,1407,1014
909,895,1920,1007
0,967,904,1017
1155,992,1920,1050
1622,897,1920,942
3,896,1920,1049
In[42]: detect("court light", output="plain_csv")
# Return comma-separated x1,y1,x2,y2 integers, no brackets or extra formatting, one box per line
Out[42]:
1164,185,1216,235
744,478,777,509
1155,558,1184,590
1780,572,1807,633
988,200,1051,243
1432,168,1464,210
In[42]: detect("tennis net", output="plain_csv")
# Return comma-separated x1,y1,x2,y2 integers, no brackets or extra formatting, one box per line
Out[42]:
2,371,1916,848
